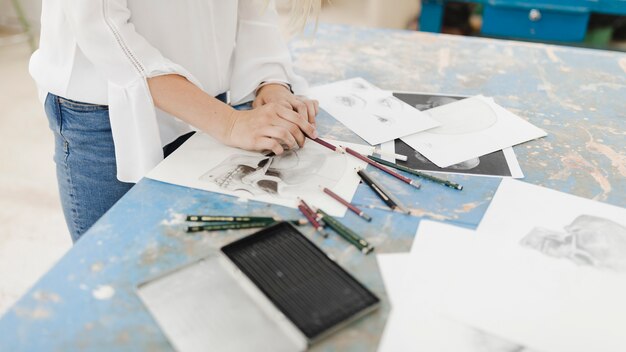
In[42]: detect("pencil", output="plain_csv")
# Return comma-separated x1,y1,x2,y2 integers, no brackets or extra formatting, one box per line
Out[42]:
367,156,464,190
321,187,372,222
357,168,410,214
311,137,420,189
187,221,273,233
186,215,278,223
297,199,330,238
316,209,374,254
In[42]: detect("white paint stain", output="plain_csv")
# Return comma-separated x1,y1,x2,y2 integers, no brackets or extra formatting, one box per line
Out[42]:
619,58,626,74
438,48,450,75
92,285,115,300
160,210,186,226
545,47,561,63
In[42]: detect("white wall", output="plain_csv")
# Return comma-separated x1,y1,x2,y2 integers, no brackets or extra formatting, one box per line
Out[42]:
277,0,420,30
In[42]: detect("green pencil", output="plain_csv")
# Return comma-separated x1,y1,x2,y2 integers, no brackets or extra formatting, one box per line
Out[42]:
186,215,278,223
187,221,275,233
317,209,374,254
367,155,463,191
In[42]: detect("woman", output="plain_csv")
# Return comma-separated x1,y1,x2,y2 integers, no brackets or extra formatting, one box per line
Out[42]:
30,0,321,242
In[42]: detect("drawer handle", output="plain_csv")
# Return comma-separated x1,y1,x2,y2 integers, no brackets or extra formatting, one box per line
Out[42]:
529,9,542,22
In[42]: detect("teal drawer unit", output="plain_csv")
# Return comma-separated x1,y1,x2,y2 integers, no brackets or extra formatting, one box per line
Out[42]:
481,1,591,41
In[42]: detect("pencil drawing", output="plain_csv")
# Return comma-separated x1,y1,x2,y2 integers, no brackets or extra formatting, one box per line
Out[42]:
334,94,367,109
426,97,498,135
199,147,346,199
520,215,626,272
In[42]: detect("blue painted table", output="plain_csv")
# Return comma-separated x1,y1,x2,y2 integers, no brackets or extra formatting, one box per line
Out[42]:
2,24,625,351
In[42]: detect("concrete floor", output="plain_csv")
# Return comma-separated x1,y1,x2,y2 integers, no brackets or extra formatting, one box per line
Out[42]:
0,37,71,317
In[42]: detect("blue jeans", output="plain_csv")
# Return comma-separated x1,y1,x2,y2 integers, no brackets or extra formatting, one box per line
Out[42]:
44,94,135,243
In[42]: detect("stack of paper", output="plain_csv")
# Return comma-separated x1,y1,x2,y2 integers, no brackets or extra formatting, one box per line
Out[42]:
307,78,440,145
378,179,626,352
310,78,547,178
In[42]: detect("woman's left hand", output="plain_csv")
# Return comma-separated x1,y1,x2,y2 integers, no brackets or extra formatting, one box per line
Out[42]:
253,83,319,128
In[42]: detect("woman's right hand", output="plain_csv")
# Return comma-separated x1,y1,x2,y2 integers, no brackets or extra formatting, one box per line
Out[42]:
224,102,318,155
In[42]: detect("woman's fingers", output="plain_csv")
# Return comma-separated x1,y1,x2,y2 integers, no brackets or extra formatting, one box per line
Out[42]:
268,116,305,147
255,137,285,155
274,104,318,140
260,126,298,150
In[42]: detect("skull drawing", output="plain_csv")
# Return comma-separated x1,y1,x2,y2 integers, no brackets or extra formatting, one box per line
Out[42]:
520,215,626,273
199,147,345,199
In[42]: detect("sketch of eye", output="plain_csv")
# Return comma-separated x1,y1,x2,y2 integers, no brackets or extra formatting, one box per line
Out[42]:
378,96,403,111
349,80,374,90
373,114,396,125
334,94,367,109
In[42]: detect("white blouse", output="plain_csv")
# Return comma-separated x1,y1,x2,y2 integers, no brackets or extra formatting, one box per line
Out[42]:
30,0,307,182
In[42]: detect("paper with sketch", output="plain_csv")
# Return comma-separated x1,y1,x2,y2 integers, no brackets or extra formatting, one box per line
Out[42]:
443,179,626,352
307,78,440,145
401,96,546,168
146,133,368,217
378,221,540,352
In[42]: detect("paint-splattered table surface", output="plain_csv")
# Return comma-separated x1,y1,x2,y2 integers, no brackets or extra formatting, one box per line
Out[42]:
2,24,625,351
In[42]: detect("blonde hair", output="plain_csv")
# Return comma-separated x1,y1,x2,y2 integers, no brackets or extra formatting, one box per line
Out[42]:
284,0,322,33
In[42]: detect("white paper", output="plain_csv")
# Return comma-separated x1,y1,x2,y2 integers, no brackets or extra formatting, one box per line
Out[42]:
444,179,626,352
146,133,368,217
378,221,539,352
376,253,409,305
401,96,547,168
308,78,440,145
377,141,396,163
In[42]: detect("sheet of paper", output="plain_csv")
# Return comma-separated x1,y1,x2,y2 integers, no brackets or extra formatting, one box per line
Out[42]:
146,133,368,217
401,96,546,168
307,78,440,145
396,138,524,178
376,253,409,305
378,221,539,352
444,179,626,352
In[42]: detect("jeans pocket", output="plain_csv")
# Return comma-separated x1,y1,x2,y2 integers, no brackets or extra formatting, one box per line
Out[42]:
58,97,109,112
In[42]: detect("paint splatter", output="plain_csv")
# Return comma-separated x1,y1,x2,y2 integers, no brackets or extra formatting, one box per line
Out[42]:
92,285,115,300
14,307,51,320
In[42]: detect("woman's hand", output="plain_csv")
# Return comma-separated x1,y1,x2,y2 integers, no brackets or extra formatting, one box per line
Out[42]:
253,83,320,127
224,102,318,155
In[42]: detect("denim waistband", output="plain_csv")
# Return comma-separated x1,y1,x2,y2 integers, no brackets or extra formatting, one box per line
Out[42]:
50,91,229,106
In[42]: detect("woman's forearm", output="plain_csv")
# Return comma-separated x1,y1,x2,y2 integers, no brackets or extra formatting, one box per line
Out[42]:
147,74,236,143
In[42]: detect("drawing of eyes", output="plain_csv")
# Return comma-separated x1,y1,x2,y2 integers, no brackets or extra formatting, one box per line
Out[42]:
334,94,367,109
378,96,403,111
373,114,396,125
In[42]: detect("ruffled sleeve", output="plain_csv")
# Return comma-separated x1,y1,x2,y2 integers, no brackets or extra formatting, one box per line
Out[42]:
62,0,203,182
229,0,309,105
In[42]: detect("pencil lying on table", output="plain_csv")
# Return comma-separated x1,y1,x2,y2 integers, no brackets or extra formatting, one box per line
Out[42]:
367,156,464,191
187,215,279,223
311,138,421,189
321,187,372,222
357,168,410,214
187,221,274,233
316,208,374,255
297,199,330,238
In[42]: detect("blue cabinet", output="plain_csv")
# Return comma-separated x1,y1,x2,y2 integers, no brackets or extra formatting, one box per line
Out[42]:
420,0,626,42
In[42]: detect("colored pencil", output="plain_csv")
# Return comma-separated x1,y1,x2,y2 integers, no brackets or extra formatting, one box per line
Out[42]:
357,168,410,214
367,156,464,190
297,199,329,238
321,187,372,222
311,137,420,189
187,221,273,233
186,215,278,223
317,208,374,254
